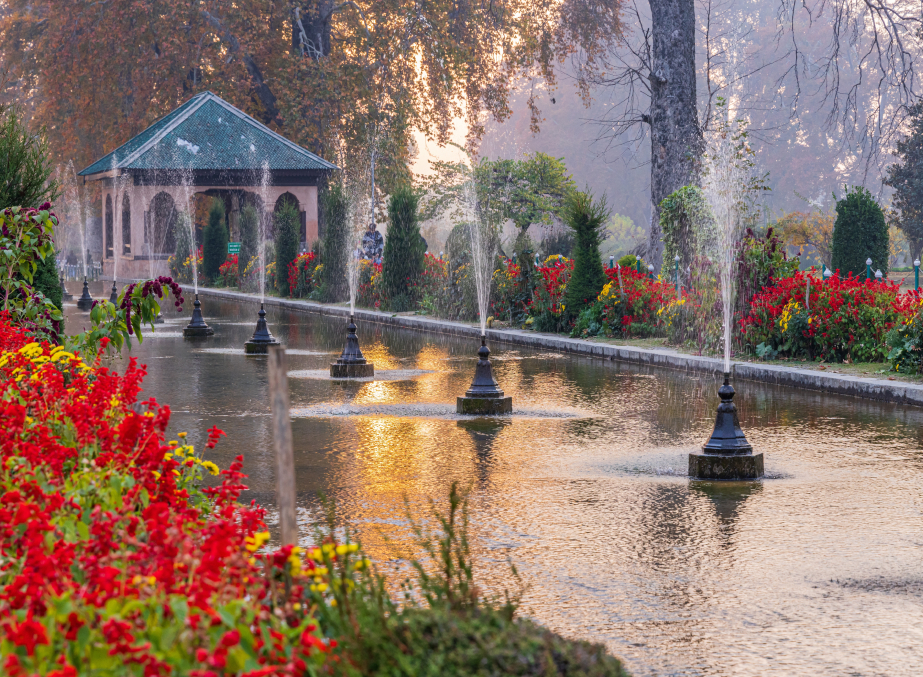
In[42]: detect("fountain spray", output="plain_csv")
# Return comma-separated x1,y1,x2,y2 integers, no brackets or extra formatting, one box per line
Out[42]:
244,164,280,353
330,155,374,377
456,178,511,415
180,167,213,338
689,117,762,480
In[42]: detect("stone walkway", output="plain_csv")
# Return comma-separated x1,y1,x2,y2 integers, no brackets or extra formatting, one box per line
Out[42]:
191,285,923,407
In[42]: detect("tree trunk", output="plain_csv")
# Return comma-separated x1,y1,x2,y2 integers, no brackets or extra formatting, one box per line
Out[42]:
646,0,702,272
293,2,334,58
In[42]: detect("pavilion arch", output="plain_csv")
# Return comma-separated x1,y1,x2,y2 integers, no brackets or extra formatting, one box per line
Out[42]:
274,192,306,242
147,192,178,256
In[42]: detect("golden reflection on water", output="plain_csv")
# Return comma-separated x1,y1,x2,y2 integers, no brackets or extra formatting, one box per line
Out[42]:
94,295,923,677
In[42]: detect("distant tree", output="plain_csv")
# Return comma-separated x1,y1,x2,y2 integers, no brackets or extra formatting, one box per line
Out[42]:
885,101,923,264
274,202,299,296
776,210,835,270
239,204,259,280
382,186,425,311
319,182,349,302
831,187,889,277
564,190,610,321
202,198,228,282
422,151,576,236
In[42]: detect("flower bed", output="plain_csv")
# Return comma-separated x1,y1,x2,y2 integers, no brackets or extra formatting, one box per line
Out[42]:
288,252,319,298
217,253,239,287
739,270,923,362
0,314,349,676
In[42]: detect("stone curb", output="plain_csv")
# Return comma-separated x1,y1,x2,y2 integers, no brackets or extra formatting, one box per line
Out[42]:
189,285,923,407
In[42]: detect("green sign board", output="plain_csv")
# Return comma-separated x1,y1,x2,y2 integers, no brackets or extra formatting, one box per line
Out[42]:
228,242,241,254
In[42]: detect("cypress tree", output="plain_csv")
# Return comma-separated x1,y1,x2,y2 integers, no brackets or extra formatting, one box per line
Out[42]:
831,186,889,277
382,186,425,311
239,204,259,281
274,202,300,296
202,198,228,282
563,190,610,321
31,248,62,310
320,182,350,302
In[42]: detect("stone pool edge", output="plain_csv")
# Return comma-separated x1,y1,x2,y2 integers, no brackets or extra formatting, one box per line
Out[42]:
190,285,923,407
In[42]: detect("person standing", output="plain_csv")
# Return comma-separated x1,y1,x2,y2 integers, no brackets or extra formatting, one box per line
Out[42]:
362,222,384,260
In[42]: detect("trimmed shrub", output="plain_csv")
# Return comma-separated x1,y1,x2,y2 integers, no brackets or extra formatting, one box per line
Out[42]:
563,190,610,321
274,202,300,296
201,198,228,282
831,186,889,277
382,186,426,311
319,182,350,302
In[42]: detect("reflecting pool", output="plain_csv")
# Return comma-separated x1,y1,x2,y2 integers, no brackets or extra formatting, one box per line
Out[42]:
65,287,923,676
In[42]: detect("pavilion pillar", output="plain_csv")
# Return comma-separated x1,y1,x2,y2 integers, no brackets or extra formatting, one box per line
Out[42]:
229,192,241,242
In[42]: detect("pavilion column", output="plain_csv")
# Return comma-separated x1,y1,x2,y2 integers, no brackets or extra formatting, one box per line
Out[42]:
229,192,241,242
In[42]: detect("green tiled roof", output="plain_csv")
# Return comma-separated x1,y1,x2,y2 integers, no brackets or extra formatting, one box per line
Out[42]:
79,92,337,176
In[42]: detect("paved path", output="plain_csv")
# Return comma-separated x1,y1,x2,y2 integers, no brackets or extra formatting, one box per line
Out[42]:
188,285,923,407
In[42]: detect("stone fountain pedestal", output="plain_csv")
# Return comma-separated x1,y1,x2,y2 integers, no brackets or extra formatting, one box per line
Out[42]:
331,316,374,377
457,337,512,415
244,304,279,354
183,294,214,338
689,373,763,479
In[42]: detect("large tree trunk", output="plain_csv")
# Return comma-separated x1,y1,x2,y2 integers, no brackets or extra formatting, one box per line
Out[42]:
646,0,702,272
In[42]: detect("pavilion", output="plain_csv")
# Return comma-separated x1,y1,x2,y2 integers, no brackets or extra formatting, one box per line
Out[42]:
79,91,337,279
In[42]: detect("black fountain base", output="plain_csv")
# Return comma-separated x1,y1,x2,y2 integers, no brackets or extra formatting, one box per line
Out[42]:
244,303,279,354
75,278,94,311
330,362,375,378
456,395,513,416
688,451,764,480
330,315,374,378
456,336,513,415
183,294,214,338
154,313,164,324
689,373,763,480
60,273,72,302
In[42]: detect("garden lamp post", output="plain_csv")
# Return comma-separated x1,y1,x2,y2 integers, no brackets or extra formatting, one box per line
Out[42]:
824,267,832,283
915,259,920,291
674,255,680,292
512,253,517,265
866,258,873,281
636,259,642,274
536,253,541,266
647,264,655,280
609,255,615,269
875,269,883,283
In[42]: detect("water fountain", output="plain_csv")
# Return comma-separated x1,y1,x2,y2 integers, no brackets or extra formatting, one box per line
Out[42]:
456,180,511,415
60,269,72,302
330,315,374,377
329,162,374,377
178,172,213,339
688,127,762,479
76,278,94,310
244,165,280,353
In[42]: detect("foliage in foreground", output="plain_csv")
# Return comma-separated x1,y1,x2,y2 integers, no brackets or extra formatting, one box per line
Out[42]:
0,314,629,677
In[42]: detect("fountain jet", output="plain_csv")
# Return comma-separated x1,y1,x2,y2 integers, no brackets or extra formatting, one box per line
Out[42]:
245,303,279,354
183,294,214,338
330,315,374,377
689,373,763,479
456,335,512,415
76,277,94,311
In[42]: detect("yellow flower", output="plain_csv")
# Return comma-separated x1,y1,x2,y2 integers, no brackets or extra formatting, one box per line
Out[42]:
201,460,219,476
178,431,187,439
245,531,271,552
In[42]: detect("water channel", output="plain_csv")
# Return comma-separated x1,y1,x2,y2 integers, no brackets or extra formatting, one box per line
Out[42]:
65,285,923,676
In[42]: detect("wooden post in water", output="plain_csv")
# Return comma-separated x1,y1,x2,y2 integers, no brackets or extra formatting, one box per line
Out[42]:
267,344,298,546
